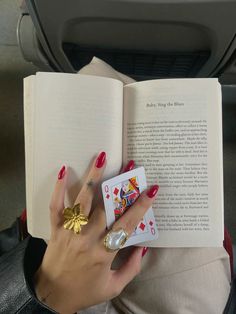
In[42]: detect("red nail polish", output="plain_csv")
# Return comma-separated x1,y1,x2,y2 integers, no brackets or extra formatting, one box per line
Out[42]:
124,160,135,172
58,165,66,180
147,185,159,198
142,247,148,257
95,152,106,168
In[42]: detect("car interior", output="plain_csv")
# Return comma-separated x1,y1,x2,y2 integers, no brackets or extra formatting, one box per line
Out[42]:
19,0,236,265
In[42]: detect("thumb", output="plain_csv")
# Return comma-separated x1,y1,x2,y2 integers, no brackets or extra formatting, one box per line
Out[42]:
111,247,143,294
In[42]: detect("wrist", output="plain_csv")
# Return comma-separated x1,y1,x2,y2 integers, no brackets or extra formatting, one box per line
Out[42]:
33,267,58,312
33,267,76,314
33,267,52,305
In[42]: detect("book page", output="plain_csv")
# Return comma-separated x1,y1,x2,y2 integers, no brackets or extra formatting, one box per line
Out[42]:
24,76,35,232
26,73,123,239
123,79,223,247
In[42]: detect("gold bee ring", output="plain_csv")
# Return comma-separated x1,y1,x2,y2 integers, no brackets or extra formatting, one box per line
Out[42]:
63,203,89,234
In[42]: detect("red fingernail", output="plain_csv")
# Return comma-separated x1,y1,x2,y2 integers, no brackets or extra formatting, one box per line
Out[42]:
142,247,148,257
95,152,106,168
58,165,66,180
124,160,135,172
146,185,159,198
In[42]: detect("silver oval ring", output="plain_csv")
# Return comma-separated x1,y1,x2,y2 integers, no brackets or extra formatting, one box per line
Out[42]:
104,228,129,252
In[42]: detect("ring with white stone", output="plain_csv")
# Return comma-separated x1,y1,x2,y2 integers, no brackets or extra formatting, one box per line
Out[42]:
104,228,129,252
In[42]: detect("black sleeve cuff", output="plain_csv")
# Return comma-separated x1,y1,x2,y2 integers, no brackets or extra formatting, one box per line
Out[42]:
0,236,57,313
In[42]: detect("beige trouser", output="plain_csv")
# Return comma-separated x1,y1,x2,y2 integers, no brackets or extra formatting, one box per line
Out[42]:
78,58,231,314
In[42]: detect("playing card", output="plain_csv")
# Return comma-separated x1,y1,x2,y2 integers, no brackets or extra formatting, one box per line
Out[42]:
102,167,158,247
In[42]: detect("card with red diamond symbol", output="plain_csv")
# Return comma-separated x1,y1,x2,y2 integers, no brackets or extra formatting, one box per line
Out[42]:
102,167,158,247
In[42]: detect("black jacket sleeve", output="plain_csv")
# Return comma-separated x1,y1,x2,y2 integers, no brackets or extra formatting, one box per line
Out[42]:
0,236,57,314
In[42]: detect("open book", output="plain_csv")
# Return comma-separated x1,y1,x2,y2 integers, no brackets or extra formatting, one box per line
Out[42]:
24,73,223,247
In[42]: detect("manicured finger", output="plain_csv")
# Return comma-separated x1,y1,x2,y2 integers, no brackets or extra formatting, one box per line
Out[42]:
111,185,159,237
73,152,106,216
109,247,143,297
49,165,67,230
120,160,135,174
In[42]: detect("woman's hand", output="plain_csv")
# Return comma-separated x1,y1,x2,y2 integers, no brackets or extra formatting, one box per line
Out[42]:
34,152,158,314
